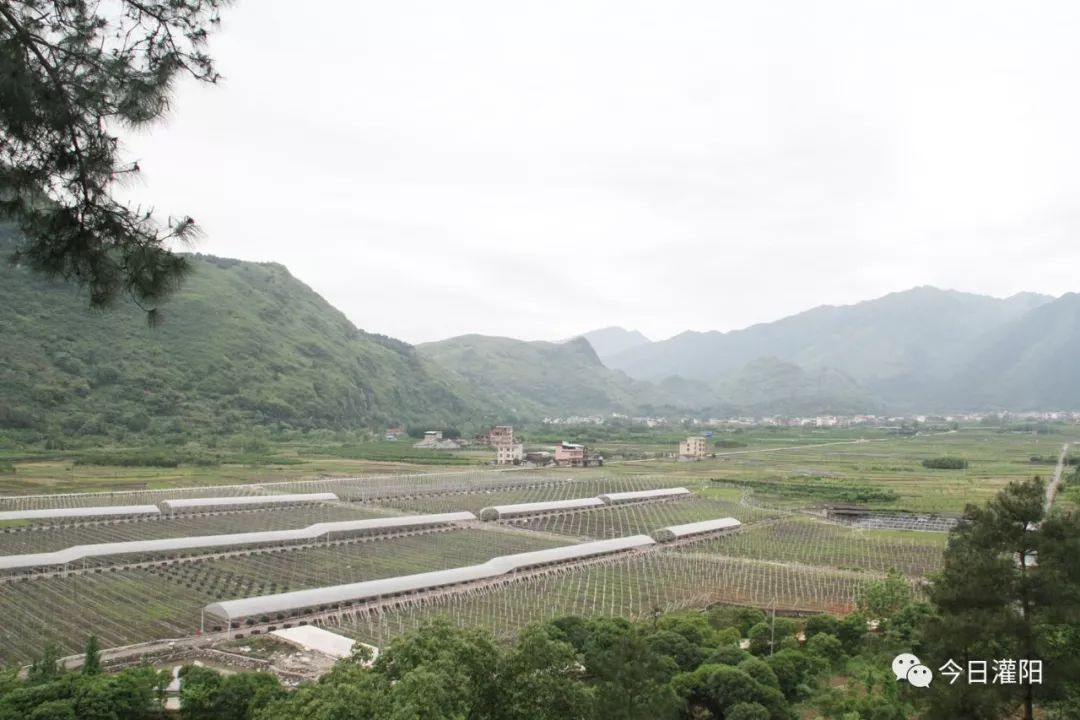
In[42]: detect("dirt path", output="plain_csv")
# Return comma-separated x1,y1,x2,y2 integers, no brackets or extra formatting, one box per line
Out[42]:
1045,443,1070,513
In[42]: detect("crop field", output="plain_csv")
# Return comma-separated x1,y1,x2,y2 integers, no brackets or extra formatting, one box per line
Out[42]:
343,548,874,647
505,496,781,539
689,516,947,577
0,504,393,555
0,527,569,663
2,425,1070,665
0,569,211,663
603,428,1080,513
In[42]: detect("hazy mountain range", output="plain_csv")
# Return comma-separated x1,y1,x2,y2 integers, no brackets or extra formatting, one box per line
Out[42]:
578,288,1079,413
3,222,1077,440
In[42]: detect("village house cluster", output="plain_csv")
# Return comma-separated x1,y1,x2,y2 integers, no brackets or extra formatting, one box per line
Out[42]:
402,425,601,467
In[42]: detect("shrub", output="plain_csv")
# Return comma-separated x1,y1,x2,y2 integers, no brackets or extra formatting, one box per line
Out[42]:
726,701,770,720
704,645,750,667
708,606,766,636
803,614,841,639
806,633,845,667
921,457,968,469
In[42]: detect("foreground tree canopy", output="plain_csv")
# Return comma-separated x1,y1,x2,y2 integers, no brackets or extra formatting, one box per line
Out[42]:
0,0,228,318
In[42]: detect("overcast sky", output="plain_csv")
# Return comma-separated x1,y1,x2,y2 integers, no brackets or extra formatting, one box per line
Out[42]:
121,1,1080,344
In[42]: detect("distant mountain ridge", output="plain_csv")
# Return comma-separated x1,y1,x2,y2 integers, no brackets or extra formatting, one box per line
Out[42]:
589,286,1073,412
415,334,682,418
575,327,652,360
4,214,1076,433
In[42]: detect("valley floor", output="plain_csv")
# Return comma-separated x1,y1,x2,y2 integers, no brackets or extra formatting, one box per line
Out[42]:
0,425,1076,666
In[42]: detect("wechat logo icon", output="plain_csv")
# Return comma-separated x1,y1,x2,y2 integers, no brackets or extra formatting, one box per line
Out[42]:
893,653,933,688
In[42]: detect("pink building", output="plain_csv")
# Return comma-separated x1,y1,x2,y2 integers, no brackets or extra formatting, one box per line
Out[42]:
489,425,514,446
554,442,586,467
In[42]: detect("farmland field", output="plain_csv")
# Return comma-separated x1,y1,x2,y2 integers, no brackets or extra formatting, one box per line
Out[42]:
0,504,394,555
504,496,781,539
343,549,873,648
0,527,569,663
0,424,1075,665
689,516,947,577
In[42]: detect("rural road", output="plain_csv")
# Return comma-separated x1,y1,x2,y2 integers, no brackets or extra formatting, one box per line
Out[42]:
1044,443,1070,512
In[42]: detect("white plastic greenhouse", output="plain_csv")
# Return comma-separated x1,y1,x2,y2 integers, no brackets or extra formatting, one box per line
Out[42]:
652,517,741,543
203,534,657,623
479,497,605,521
0,512,476,571
158,493,338,512
0,506,161,522
597,488,691,504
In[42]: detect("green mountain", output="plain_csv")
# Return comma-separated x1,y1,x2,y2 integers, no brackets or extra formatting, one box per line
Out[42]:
416,335,674,418
0,228,477,440
576,327,651,360
715,358,876,416
5,215,1075,435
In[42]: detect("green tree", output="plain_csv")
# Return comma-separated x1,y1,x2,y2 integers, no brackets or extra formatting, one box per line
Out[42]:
708,606,766,636
178,665,222,720
255,663,389,720
81,636,100,676
374,619,501,719
497,625,593,720
737,657,781,691
924,477,1080,720
671,664,789,720
834,612,868,654
803,614,841,640
726,702,771,720
27,700,75,720
765,649,826,702
579,618,681,720
705,645,750,667
26,643,63,685
0,1,229,317
71,669,159,720
855,570,912,625
656,611,718,649
805,633,845,668
646,630,705,672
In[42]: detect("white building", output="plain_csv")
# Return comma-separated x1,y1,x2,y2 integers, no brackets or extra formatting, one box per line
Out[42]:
496,443,524,465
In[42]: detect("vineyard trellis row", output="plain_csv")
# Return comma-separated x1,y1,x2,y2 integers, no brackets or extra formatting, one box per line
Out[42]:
338,548,894,648
0,471,946,665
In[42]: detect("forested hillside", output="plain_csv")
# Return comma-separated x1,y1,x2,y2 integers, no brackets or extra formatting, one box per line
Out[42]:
949,293,1080,410
4,215,1076,446
0,227,478,442
416,335,682,419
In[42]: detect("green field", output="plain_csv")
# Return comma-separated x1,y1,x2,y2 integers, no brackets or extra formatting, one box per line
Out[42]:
0,527,568,663
0,424,1075,664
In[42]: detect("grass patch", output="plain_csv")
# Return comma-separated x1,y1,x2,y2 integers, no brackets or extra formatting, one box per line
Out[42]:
711,477,900,504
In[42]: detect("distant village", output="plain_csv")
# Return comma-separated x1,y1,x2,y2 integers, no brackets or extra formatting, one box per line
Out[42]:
379,409,1080,468
540,410,1080,428
384,425,794,467
399,426,720,466
386,426,602,467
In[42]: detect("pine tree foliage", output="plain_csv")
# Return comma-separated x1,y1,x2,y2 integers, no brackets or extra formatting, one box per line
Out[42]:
0,0,229,318
924,478,1080,720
